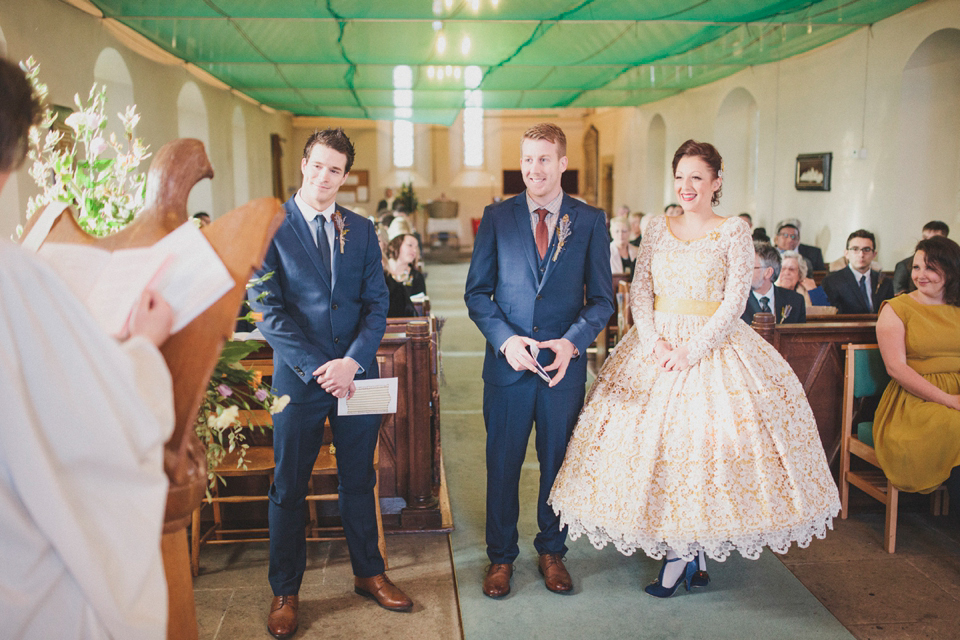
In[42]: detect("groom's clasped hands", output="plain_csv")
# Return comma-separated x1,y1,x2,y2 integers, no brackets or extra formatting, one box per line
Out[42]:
502,334,577,387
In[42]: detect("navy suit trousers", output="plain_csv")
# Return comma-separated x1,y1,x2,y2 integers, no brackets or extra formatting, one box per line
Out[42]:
268,394,384,595
483,374,585,564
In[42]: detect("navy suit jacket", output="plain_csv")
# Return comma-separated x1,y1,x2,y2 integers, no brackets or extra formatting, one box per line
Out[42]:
821,267,893,314
248,197,389,402
740,285,806,325
798,243,826,272
464,193,614,390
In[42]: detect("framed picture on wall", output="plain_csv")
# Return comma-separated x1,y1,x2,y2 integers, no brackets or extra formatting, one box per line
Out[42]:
795,153,832,191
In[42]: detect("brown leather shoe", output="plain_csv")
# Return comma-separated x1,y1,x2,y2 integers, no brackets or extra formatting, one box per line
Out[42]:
538,553,573,594
482,563,513,598
354,573,414,612
266,595,299,639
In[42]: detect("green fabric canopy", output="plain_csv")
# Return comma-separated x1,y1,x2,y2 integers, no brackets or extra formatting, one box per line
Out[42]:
88,0,925,125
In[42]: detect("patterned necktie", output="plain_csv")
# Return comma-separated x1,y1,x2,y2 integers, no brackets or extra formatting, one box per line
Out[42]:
859,274,872,311
759,296,771,313
316,215,332,281
535,208,549,260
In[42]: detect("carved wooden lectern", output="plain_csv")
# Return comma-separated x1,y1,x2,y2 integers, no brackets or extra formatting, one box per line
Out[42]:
20,138,284,640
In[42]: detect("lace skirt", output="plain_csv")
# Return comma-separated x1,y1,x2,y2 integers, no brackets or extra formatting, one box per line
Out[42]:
549,319,840,561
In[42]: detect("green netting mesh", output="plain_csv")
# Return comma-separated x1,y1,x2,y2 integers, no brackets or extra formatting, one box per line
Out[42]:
89,0,926,125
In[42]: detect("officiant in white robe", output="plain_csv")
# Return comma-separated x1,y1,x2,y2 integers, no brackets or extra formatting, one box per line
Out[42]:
0,240,174,639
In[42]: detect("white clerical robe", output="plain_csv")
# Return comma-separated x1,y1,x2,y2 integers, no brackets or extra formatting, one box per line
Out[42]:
0,240,173,639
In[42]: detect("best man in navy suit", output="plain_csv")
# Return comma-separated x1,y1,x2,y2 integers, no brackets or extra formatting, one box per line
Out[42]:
465,123,614,599
821,229,893,314
249,129,412,639
741,241,806,325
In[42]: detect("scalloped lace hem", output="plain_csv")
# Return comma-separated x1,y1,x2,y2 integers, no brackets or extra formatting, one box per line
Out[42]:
561,502,841,562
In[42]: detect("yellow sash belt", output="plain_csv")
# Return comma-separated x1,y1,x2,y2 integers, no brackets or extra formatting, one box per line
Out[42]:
654,295,721,316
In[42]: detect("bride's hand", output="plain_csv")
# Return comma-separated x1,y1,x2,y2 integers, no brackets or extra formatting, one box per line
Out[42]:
653,339,673,367
661,345,690,371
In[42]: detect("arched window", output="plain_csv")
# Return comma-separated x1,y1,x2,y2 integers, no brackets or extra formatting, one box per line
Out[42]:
232,106,249,209
714,88,759,215
177,82,214,215
93,48,135,145
645,115,666,214
896,29,960,242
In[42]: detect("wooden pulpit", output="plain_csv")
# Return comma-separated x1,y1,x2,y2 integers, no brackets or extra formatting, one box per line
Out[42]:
20,138,284,639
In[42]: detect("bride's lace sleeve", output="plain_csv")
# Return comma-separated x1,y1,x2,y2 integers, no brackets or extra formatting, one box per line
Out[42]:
630,216,660,355
683,219,753,364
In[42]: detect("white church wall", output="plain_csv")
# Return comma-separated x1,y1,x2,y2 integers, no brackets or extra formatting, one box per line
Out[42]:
0,0,292,238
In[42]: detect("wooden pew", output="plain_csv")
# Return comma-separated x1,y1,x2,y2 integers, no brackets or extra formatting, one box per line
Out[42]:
752,313,877,465
594,273,631,367
219,317,446,533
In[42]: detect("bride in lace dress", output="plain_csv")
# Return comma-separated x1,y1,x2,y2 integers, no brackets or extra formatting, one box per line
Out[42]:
549,140,840,597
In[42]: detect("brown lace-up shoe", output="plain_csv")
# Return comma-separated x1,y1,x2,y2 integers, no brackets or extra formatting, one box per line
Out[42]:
354,573,414,612
266,595,299,639
482,563,514,598
538,553,573,594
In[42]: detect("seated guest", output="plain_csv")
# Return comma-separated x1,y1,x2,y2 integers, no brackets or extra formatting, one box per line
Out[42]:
628,211,644,247
741,241,806,325
893,220,949,295
738,212,753,229
0,56,175,639
774,218,825,272
821,229,893,314
608,216,638,277
873,235,960,509
776,249,823,307
385,233,426,311
376,226,414,317
752,226,770,243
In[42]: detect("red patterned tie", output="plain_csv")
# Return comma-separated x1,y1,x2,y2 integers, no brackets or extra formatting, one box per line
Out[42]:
535,208,549,260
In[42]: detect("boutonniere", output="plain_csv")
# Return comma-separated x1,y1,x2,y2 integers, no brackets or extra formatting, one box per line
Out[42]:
780,304,792,324
332,210,348,253
552,214,572,262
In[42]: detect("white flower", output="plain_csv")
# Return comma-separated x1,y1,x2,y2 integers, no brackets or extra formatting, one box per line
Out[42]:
88,136,107,157
270,395,291,415
214,405,240,430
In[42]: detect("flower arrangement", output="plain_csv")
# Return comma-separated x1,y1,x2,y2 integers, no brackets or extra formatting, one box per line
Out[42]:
195,337,288,489
22,59,286,489
396,181,418,214
20,57,150,238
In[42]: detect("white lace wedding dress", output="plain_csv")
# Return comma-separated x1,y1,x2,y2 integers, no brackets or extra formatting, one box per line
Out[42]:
549,215,840,561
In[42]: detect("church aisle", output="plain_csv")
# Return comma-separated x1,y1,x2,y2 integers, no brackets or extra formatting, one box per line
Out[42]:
434,261,853,640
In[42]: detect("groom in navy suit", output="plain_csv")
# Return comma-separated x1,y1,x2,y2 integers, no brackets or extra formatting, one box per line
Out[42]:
249,129,412,639
465,123,614,598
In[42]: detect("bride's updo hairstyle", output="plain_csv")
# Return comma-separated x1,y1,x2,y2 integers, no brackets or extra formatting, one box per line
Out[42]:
672,139,723,206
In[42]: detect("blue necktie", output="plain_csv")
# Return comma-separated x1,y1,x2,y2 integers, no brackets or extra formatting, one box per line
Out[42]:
859,274,872,312
759,296,771,313
316,215,332,282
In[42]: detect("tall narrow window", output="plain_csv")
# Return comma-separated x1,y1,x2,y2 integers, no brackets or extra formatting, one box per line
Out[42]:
463,66,483,167
393,65,414,168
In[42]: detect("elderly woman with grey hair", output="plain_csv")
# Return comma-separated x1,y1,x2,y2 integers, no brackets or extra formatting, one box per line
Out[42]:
776,249,828,308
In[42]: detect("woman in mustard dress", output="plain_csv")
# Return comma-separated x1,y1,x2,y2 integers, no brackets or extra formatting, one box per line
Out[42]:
873,235,960,501
549,140,840,598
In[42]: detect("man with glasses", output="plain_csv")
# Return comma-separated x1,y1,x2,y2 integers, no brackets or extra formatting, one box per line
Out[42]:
774,218,826,272
821,230,893,314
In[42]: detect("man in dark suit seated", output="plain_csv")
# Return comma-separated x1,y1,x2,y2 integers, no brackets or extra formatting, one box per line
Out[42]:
821,229,894,314
893,220,949,295
741,241,806,325
774,218,826,272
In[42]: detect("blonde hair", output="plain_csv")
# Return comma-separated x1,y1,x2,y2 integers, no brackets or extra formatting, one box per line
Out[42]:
521,123,567,158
